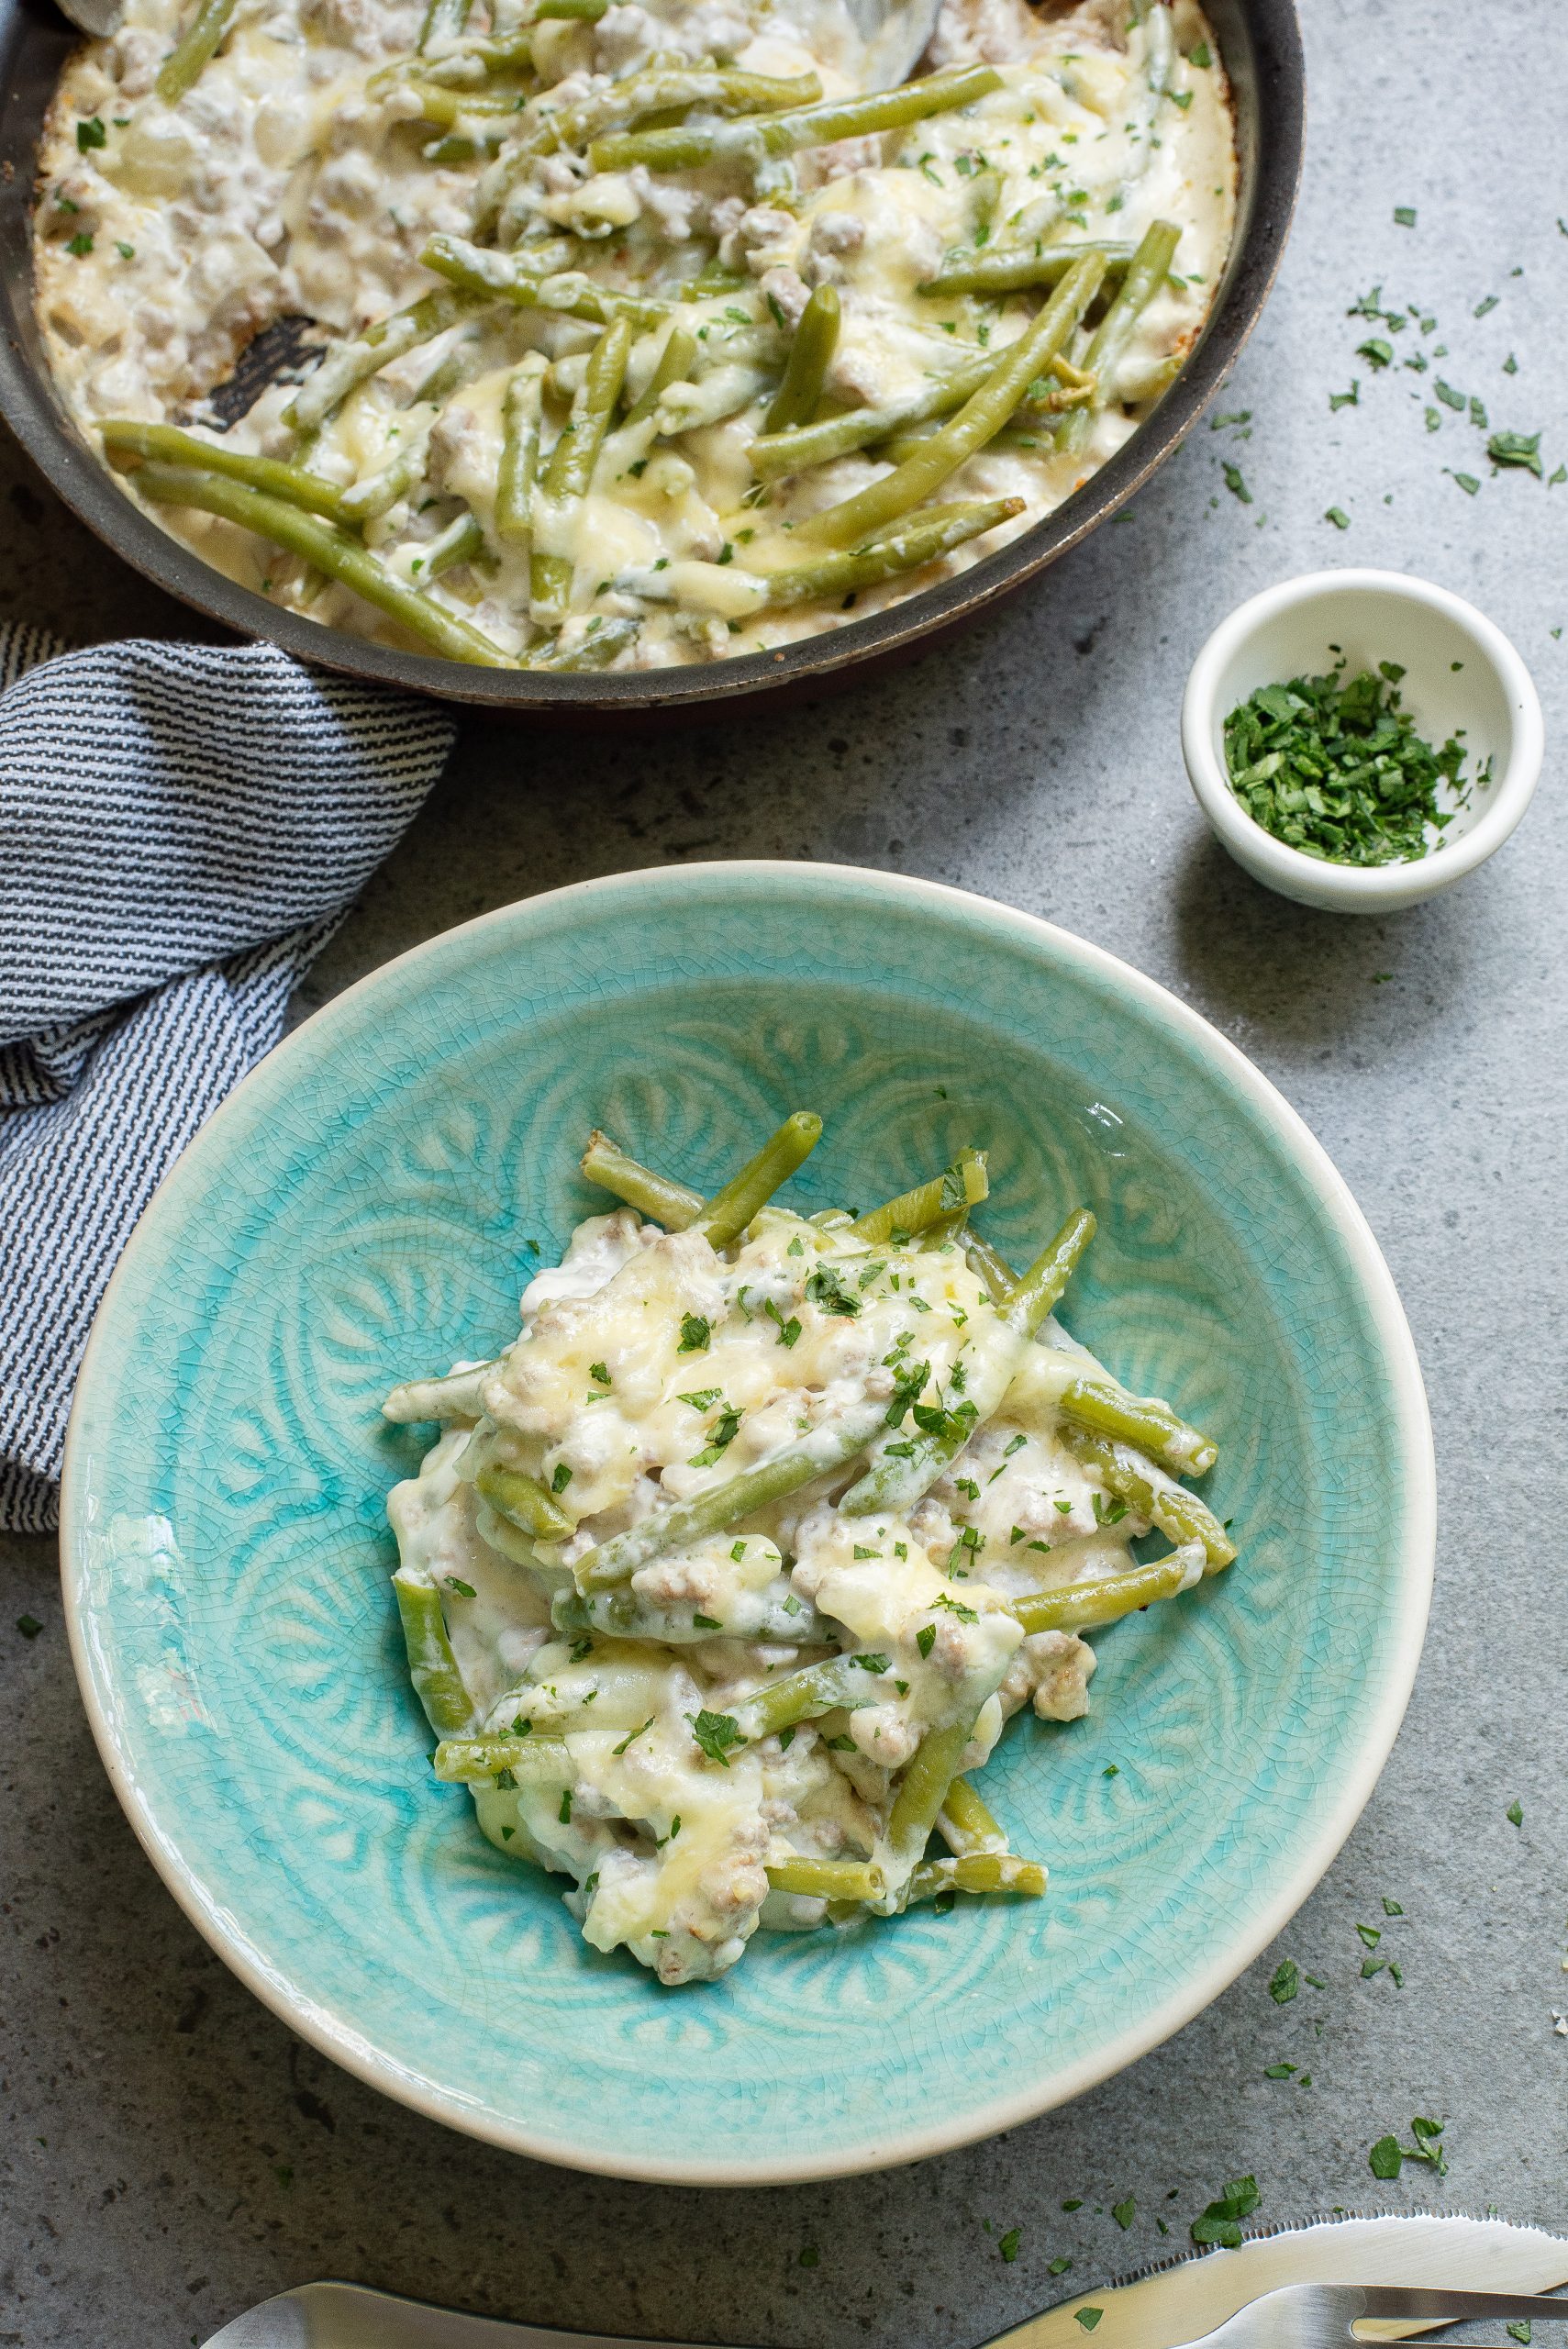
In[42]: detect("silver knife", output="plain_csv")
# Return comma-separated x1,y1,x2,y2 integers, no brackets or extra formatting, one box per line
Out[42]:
204,2214,1568,2349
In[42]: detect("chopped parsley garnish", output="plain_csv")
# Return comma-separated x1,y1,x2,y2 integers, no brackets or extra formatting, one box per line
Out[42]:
689,1405,742,1466
730,1540,746,1561
1449,470,1482,495
917,1624,937,1659
1111,2196,1136,2230
1223,661,1471,866
569,1635,594,1662
805,1265,862,1317
1383,1896,1405,1915
115,240,135,259
1048,2257,1072,2277
764,1299,801,1347
1190,2176,1261,2249
677,1312,710,1353
1474,294,1498,317
825,1732,857,1752
76,116,106,150
787,1235,804,1255
885,1357,931,1425
1324,506,1351,530
1188,39,1210,63
1393,205,1416,227
688,1708,745,1765
1268,1959,1299,2004
511,1715,532,1735
912,1396,978,1446
1074,2313,1104,2334
1263,2062,1296,2078
444,1576,476,1598
1091,1492,1128,1527
932,1593,979,1622
1356,1922,1382,1947
851,1653,890,1674
589,1361,611,1386
798,2246,820,2268
1221,461,1252,503
1507,1798,1524,1825
679,1387,721,1410
998,2227,1022,2263
65,231,94,257
1357,337,1393,369
613,1718,654,1754
550,1461,573,1493
692,1611,722,1630
559,1788,573,1823
16,1614,42,1639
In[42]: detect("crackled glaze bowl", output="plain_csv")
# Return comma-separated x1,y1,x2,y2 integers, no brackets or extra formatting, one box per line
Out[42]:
61,864,1434,2184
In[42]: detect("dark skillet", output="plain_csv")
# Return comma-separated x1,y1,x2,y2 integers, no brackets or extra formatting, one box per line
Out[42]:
0,0,1304,717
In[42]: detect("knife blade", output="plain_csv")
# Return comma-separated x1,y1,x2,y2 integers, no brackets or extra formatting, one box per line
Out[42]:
997,2212,1568,2349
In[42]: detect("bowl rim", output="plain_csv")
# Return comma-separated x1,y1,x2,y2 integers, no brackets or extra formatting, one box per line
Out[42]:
1181,566,1547,909
0,0,1306,712
59,861,1436,2185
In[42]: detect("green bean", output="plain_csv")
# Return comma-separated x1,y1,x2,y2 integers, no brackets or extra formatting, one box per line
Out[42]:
731,1653,894,1740
524,619,640,670
1008,1550,1197,1635
286,287,481,434
918,238,1135,300
886,1714,979,1881
418,0,471,51
655,364,773,438
590,62,1002,174
849,1148,988,1244
1057,1372,1218,1476
750,351,998,482
581,1130,703,1227
758,497,1023,608
841,1208,1094,1514
797,251,1105,549
100,420,351,521
417,508,486,584
576,1398,888,1588
622,327,699,429
131,465,517,668
339,424,431,523
432,1733,573,1783
394,1573,477,1736
937,1774,1007,1855
475,1460,576,1542
404,79,530,129
690,1111,821,1246
1060,1424,1235,1569
906,1853,1047,1901
531,314,632,622
496,355,547,548
767,1856,884,1901
156,0,237,103
383,1359,499,1423
1003,1206,1095,1336
419,237,671,330
964,1232,1014,1302
764,284,840,435
521,67,821,161
678,256,753,302
535,0,608,16
553,1586,830,1646
1058,218,1181,456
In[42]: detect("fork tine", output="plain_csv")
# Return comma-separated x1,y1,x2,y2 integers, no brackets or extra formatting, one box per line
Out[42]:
1355,2285,1564,2326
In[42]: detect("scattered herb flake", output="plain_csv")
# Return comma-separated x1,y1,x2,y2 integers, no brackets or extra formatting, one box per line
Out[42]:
1325,506,1351,529
445,1576,476,1598
999,2228,1022,2263
1074,2315,1104,2335
613,1717,654,1754
1357,338,1394,369
550,1462,573,1493
1473,294,1498,317
1383,1897,1405,1915
1263,2062,1296,2078
1221,460,1252,502
1269,1959,1299,2004
798,2245,820,2269
1191,2177,1260,2250
1329,384,1359,412
1488,431,1543,477
77,115,106,149
65,231,94,256
1356,1923,1382,1947
678,1312,710,1353
1112,2197,1136,2231
1507,1798,1524,1825
17,1614,42,1639
1449,470,1481,495
1393,205,1416,227
805,1265,862,1318
917,1624,936,1659
688,1709,745,1766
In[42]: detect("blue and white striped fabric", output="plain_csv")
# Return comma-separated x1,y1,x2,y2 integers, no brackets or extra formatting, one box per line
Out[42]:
0,625,455,1533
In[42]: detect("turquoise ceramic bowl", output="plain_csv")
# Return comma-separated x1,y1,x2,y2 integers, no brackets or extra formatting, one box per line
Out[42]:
61,864,1433,2185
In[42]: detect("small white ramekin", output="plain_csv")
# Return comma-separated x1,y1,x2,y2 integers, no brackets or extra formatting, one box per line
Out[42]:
1182,568,1545,912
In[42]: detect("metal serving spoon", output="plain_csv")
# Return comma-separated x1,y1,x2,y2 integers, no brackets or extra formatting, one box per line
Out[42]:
52,0,940,84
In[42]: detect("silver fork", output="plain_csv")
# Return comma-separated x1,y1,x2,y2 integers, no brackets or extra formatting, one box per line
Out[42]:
1176,2281,1559,2346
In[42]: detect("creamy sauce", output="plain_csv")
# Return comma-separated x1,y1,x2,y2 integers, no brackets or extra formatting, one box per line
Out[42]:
384,1197,1177,1985
37,0,1235,670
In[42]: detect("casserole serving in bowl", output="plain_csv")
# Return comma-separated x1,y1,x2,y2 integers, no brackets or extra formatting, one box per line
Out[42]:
61,863,1433,2180
0,0,1303,708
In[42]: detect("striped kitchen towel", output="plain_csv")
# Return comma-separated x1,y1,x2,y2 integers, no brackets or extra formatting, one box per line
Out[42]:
0,625,455,1534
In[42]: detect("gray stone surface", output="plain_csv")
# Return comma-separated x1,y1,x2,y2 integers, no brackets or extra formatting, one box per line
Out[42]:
4,1,1566,2342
